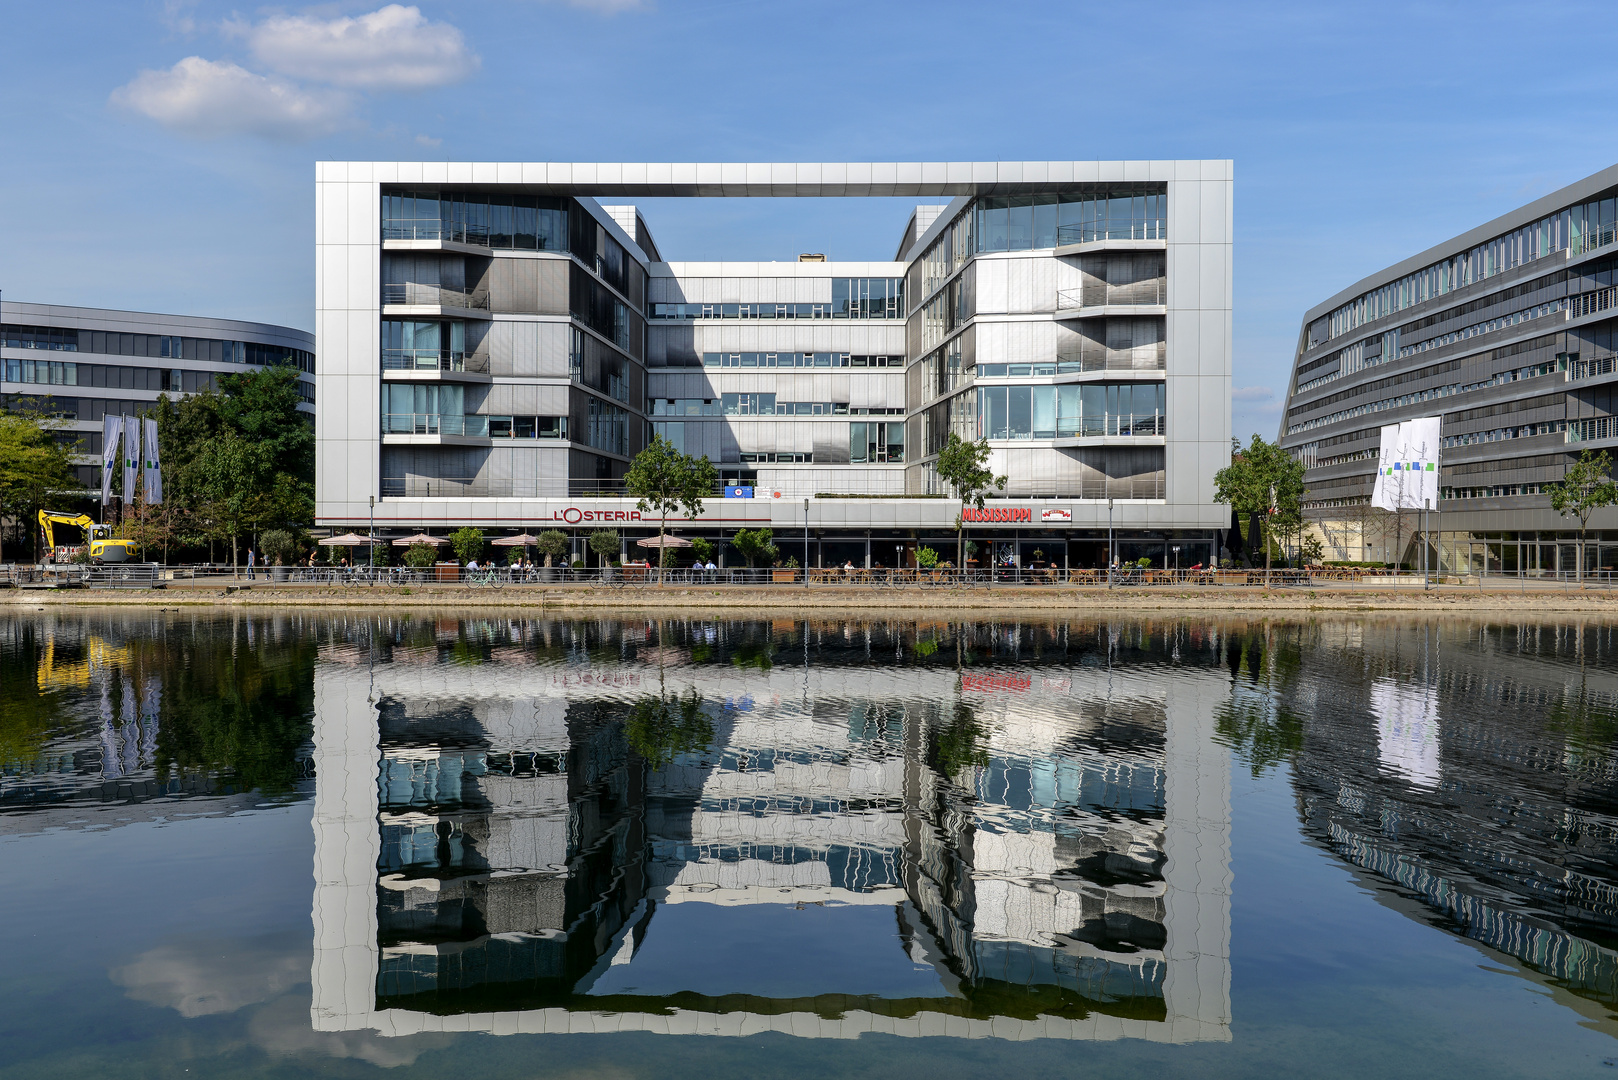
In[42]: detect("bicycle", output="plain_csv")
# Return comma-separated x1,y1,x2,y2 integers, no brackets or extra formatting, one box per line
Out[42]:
464,568,504,591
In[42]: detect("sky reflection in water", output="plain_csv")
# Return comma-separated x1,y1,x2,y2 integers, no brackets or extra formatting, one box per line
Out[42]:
0,612,1615,1078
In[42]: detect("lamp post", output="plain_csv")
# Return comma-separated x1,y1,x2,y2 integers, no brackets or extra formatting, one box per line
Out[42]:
1172,544,1180,578
1107,497,1114,590
368,495,375,574
803,497,810,589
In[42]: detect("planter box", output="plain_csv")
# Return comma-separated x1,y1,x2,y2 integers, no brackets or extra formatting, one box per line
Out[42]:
271,566,290,583
772,569,798,584
434,562,460,583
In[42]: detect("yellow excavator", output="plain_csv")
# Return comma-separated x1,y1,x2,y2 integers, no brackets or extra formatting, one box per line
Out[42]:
37,510,139,564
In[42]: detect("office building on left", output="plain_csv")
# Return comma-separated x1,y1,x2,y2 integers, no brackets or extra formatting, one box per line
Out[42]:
1,302,315,495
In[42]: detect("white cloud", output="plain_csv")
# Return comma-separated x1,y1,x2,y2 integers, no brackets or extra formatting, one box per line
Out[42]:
110,56,350,140
1231,385,1277,403
415,133,442,147
247,5,479,90
110,936,307,1018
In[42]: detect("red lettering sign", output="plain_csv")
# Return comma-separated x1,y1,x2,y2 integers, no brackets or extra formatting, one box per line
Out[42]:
554,508,642,525
961,673,1033,694
962,507,1031,523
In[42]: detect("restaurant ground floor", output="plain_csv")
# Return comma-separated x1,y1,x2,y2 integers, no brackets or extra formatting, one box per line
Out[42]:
350,525,1227,571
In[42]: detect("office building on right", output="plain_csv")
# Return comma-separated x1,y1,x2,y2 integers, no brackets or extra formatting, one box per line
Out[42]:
1279,165,1618,574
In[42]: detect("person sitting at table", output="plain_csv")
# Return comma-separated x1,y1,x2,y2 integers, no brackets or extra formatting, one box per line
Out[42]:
843,560,855,574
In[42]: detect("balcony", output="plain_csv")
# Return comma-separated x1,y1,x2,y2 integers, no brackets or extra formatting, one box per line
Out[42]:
381,282,490,315
380,476,744,499
1054,223,1168,257
381,413,489,440
382,219,490,249
381,349,490,378
1570,355,1618,382
983,413,1166,441
1056,284,1166,319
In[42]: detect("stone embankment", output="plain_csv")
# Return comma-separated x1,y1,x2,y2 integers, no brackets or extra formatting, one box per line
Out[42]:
5,582,1618,615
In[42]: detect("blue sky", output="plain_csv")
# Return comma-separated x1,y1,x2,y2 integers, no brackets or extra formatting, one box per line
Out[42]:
3,1,1617,439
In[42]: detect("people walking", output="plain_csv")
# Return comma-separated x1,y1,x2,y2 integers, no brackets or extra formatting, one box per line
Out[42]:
246,548,255,580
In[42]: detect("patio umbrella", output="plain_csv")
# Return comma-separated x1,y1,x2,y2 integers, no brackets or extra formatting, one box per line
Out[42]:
391,532,446,547
491,532,541,546
320,532,380,546
636,534,693,548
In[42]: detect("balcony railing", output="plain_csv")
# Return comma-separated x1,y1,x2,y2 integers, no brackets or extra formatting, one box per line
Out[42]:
984,413,1165,440
1057,282,1166,309
1056,222,1167,245
381,413,490,437
1570,355,1618,381
381,283,489,309
1568,417,1618,443
380,477,743,498
1053,346,1166,372
382,219,491,246
382,349,489,373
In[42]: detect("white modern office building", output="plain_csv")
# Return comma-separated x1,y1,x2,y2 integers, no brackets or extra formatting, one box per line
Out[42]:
2,301,314,495
316,161,1232,568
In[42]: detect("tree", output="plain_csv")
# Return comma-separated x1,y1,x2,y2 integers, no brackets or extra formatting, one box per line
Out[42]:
935,432,1007,571
403,542,437,569
150,367,314,564
0,406,83,563
730,527,776,568
690,536,715,565
259,528,298,566
1215,435,1306,584
449,527,485,565
623,433,719,585
625,690,714,768
535,529,569,568
1549,448,1617,584
588,528,620,568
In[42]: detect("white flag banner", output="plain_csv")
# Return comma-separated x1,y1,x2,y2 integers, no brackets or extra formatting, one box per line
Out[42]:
1370,416,1441,511
1371,678,1441,788
101,415,123,505
143,417,162,504
123,415,139,503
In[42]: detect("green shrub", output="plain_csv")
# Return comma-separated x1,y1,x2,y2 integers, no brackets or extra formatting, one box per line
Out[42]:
448,527,485,565
588,529,620,565
730,527,776,567
260,529,298,566
404,543,437,569
915,546,940,569
536,529,569,567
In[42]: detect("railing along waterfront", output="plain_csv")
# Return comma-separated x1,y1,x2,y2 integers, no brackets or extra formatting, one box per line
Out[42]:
9,563,1617,590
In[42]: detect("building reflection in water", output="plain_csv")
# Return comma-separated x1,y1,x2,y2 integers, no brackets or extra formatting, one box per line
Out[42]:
310,619,1233,1042
1225,619,1618,1034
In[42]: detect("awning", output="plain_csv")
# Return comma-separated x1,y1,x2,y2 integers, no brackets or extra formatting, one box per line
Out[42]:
636,534,693,548
391,532,446,547
319,532,380,546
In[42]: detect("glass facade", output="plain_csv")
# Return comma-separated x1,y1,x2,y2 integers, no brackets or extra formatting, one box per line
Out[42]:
381,320,465,369
977,383,1165,439
701,352,901,368
382,189,569,250
849,421,905,463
